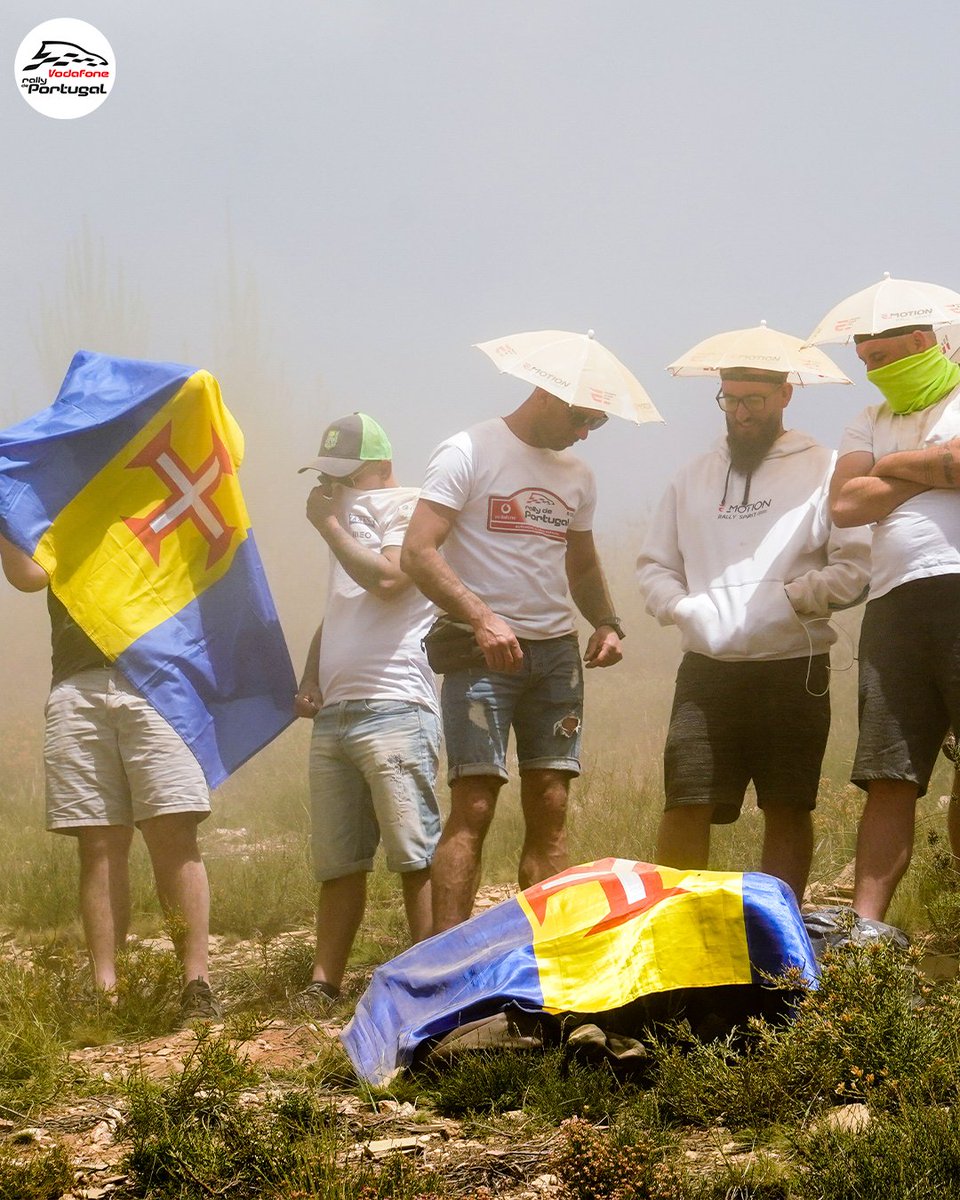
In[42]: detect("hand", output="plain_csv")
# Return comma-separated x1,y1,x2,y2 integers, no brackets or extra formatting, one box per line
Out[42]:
583,626,622,669
474,613,524,673
295,683,323,718
306,485,338,529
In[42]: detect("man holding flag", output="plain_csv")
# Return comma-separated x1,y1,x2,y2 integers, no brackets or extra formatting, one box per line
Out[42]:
0,351,296,1026
1,532,220,1024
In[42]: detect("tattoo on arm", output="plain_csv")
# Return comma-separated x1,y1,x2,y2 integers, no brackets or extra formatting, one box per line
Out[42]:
943,448,957,487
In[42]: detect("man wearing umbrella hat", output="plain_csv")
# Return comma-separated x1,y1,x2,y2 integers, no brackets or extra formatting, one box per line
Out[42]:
402,335,637,934
817,276,960,920
637,328,870,902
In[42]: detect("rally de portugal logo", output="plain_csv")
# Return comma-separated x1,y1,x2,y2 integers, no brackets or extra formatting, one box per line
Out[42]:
14,18,115,119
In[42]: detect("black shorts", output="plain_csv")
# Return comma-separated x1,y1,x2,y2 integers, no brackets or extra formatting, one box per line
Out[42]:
664,652,831,824
854,575,960,796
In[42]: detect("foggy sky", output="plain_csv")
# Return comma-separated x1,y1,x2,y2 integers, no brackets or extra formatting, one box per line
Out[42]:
2,0,959,719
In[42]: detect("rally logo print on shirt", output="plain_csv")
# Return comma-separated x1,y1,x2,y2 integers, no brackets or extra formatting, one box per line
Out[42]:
487,488,573,542
717,496,773,521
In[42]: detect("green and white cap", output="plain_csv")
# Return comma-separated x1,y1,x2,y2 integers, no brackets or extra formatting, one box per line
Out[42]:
298,412,392,477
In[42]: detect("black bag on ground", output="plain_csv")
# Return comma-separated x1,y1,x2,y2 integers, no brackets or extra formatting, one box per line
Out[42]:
422,615,486,673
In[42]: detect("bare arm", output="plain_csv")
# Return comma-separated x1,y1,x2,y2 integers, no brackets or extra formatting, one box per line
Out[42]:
565,529,622,669
294,623,323,718
829,450,930,528
871,437,960,490
401,498,523,672
0,532,49,592
306,486,411,600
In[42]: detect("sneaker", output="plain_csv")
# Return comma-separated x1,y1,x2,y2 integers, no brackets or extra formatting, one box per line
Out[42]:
291,980,340,1018
177,977,224,1029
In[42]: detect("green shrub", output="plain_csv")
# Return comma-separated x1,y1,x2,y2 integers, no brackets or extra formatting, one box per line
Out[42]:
648,940,960,1133
0,1144,74,1200
791,1101,960,1199
430,1047,639,1126
550,1116,687,1200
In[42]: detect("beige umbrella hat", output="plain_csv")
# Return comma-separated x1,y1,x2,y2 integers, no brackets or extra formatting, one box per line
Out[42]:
473,329,663,424
806,273,960,345
667,320,851,386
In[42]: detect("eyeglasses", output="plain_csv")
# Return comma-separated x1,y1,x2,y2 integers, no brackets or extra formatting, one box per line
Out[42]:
567,405,609,431
715,385,781,414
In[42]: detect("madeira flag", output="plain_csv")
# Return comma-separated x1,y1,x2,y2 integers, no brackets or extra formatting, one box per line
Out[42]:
0,351,296,787
342,858,818,1084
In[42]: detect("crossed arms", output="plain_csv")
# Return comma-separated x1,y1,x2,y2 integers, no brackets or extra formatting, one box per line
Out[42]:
830,438,960,527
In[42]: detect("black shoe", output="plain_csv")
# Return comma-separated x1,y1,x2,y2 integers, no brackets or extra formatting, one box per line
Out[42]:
177,978,224,1029
291,980,340,1018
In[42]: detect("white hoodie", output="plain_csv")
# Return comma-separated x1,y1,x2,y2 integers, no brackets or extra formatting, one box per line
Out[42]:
636,430,871,661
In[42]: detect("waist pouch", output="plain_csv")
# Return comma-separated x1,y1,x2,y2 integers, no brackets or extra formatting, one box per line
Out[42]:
422,615,487,673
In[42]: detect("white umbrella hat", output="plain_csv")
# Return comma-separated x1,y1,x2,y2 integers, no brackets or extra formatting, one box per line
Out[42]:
667,321,851,386
807,273,960,346
473,329,663,425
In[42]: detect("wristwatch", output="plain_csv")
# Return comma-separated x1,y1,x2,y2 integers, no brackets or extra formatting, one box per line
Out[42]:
594,616,626,639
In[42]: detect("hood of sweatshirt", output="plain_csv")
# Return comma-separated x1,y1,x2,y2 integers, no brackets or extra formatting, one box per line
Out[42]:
716,428,821,508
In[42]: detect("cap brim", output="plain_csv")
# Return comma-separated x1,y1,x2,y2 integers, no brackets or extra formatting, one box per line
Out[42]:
297,456,364,476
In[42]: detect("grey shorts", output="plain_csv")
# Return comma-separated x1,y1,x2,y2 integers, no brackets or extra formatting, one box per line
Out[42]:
854,576,960,795
309,699,441,881
45,668,210,833
664,653,830,824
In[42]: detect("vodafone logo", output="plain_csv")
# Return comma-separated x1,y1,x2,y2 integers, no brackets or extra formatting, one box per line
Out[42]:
14,19,115,119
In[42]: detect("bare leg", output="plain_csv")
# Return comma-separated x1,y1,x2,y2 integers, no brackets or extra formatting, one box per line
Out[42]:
311,872,366,991
852,779,918,921
400,867,432,943
76,826,134,992
760,805,814,903
431,775,501,934
518,769,571,889
139,813,210,983
949,769,960,863
655,806,713,870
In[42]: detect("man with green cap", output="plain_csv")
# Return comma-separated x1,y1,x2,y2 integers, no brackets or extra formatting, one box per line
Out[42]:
293,413,441,1012
830,323,960,920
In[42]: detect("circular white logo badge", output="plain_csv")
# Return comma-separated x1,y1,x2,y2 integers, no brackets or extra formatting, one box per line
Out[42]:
14,18,115,119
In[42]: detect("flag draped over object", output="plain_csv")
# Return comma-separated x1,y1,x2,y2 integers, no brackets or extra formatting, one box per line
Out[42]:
0,350,295,787
342,858,818,1084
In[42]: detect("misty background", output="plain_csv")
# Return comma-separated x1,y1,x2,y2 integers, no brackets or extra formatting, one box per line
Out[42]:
1,1,958,805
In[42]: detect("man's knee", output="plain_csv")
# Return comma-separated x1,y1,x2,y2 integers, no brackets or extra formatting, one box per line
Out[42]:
520,769,571,828
448,776,503,832
139,812,202,857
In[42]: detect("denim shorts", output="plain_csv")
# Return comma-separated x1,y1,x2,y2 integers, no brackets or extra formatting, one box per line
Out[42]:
45,667,210,832
309,699,442,881
441,634,583,783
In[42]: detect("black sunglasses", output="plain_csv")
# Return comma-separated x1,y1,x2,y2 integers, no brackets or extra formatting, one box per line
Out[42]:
567,406,609,431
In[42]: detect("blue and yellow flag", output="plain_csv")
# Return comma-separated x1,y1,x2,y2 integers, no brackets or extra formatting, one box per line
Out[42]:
342,858,818,1084
0,350,296,786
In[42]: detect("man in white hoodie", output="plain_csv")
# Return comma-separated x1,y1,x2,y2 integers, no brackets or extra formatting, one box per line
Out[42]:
637,368,870,900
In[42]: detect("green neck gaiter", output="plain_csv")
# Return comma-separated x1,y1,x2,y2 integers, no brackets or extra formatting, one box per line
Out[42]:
867,344,960,414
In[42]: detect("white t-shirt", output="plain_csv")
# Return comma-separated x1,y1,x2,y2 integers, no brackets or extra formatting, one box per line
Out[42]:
839,385,960,600
317,486,438,712
419,418,596,639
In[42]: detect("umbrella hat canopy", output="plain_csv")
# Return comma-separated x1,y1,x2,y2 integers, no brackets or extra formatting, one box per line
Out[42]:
667,321,851,387
473,329,663,425
807,274,960,345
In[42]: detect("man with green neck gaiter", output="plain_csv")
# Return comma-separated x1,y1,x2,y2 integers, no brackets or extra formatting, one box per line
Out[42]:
829,320,960,923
